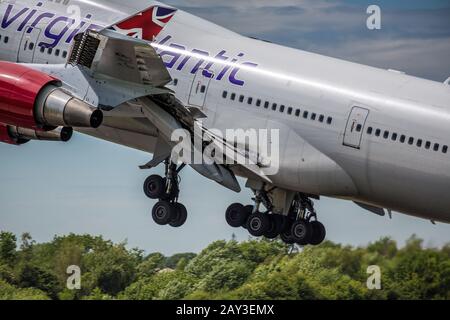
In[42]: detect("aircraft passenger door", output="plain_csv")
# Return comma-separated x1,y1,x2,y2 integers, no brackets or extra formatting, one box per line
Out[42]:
343,106,369,149
189,69,213,108
17,26,41,63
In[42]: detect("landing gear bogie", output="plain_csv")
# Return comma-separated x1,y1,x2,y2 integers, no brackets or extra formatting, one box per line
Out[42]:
144,160,188,228
225,190,327,246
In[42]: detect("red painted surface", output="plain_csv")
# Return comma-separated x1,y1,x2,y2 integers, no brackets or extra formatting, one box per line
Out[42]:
0,61,56,128
0,123,16,145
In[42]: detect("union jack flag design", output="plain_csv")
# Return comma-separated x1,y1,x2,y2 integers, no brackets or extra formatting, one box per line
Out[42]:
110,6,177,41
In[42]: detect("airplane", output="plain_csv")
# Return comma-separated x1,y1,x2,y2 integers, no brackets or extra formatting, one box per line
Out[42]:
0,0,449,246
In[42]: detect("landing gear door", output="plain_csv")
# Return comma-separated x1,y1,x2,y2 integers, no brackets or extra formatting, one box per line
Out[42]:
189,69,213,108
343,106,369,149
18,26,41,63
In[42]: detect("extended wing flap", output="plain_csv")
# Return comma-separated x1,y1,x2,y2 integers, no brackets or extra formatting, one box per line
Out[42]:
68,29,171,88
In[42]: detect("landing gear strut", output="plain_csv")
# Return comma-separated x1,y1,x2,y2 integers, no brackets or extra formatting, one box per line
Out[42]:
225,188,326,246
144,160,188,228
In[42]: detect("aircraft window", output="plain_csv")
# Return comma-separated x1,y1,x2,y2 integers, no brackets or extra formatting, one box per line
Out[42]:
0,35,2,41
303,111,308,119
272,103,277,111
434,143,440,151
256,99,261,107
55,49,60,57
443,146,448,154
264,101,269,109
367,127,373,135
280,105,285,113
392,133,398,141
375,129,381,137
201,85,206,93
417,139,423,147
239,95,245,103
62,51,68,58
400,135,406,143
383,131,389,139
287,107,293,115
48,48,53,55
408,137,414,145
425,141,431,149
222,91,228,98
4,36,8,43
248,97,253,105
29,42,34,50
327,117,333,125
40,46,45,53
311,113,317,121
356,124,362,132
319,115,324,123
295,109,301,117
173,79,178,86
231,93,236,101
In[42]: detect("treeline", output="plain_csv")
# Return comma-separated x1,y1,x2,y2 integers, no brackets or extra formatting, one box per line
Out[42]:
0,231,449,300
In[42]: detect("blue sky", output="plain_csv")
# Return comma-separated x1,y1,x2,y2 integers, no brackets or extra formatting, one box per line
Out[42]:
1,0,450,254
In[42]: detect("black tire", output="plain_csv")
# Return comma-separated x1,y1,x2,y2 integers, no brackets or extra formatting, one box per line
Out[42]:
247,213,271,237
169,203,188,228
264,215,285,239
309,221,326,245
152,201,176,225
280,229,296,245
244,205,254,215
143,175,165,199
242,205,254,229
291,220,313,245
225,203,248,228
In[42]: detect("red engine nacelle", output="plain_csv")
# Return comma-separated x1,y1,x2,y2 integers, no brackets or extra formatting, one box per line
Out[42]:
0,62,56,129
0,61,103,130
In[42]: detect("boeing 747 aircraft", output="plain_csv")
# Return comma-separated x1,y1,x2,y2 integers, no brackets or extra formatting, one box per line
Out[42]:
1,0,449,246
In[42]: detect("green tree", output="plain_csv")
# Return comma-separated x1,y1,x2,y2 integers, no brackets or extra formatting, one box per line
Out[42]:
0,231,17,266
18,264,60,299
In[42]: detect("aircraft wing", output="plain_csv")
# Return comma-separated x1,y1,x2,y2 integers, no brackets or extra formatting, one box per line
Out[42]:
61,29,271,192
68,29,171,88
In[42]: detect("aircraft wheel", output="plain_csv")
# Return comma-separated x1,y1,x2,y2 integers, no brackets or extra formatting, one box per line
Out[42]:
143,175,165,199
309,221,326,245
152,201,176,225
242,205,254,229
264,215,286,239
170,203,188,228
280,229,296,245
225,203,248,228
291,220,313,245
247,213,271,237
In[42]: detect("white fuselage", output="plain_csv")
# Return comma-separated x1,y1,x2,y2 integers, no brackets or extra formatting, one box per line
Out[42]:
1,0,450,223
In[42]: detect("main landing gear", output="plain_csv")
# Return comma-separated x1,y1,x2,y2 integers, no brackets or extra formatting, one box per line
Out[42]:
225,190,326,246
143,161,188,228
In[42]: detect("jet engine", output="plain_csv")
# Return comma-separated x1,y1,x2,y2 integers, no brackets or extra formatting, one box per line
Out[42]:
0,123,73,145
0,61,103,130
